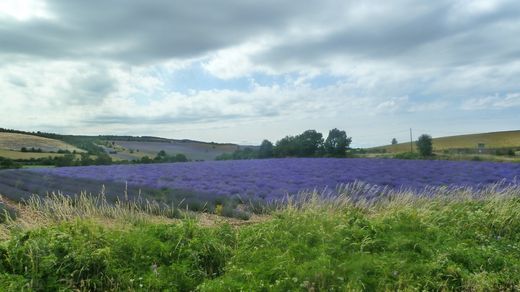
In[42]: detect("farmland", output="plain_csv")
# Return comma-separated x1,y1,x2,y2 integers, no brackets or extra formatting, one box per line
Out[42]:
1,158,519,210
2,130,520,289
107,140,239,161
372,130,520,153
3,134,519,290
0,132,83,153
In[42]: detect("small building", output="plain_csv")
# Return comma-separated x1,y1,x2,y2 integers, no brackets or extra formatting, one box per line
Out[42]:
477,143,485,153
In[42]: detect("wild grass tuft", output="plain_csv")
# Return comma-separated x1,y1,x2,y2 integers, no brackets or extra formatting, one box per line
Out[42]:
23,191,189,224
1,183,520,290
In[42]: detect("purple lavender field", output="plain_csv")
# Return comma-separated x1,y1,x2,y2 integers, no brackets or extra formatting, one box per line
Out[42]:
1,158,519,204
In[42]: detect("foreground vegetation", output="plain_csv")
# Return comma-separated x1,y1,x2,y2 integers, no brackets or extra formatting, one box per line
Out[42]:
1,185,520,290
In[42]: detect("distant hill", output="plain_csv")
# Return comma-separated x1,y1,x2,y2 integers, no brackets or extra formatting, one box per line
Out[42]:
371,130,520,153
0,132,83,153
0,128,242,161
103,140,240,161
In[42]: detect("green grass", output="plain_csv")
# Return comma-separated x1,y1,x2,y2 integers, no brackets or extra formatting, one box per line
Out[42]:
21,165,56,169
372,130,520,153
1,186,520,290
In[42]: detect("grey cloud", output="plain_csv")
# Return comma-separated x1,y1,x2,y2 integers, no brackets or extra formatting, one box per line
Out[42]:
66,68,117,105
2,0,520,143
254,0,520,69
8,76,27,87
86,113,247,126
4,0,519,71
0,0,333,64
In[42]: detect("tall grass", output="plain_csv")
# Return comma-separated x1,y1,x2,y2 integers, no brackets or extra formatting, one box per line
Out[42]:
1,183,520,290
24,191,184,223
14,180,520,223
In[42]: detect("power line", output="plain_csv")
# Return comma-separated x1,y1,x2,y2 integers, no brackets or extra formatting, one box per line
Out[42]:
410,128,413,152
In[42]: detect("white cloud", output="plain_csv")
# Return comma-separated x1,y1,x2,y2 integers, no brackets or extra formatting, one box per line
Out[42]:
0,0,50,21
1,0,519,145
374,96,409,114
202,41,272,79
462,93,520,110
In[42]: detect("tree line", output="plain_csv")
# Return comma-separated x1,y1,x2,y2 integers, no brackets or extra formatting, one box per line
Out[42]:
0,150,190,169
216,128,352,160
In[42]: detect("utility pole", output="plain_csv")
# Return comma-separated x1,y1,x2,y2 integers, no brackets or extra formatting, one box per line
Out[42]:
409,128,413,152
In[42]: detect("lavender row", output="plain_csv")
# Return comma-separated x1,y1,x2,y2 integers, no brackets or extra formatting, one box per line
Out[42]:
23,158,520,201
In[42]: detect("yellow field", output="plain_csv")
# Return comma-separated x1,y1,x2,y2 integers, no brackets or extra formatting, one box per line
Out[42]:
0,132,83,152
0,149,65,159
372,130,520,153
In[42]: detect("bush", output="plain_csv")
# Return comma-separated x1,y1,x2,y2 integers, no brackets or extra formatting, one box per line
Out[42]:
220,205,251,220
394,152,421,160
0,157,21,169
0,221,233,291
54,154,76,167
153,151,189,163
416,134,433,156
258,140,274,158
215,153,233,160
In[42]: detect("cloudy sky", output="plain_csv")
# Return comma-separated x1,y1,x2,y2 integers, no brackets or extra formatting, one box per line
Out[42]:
1,0,519,146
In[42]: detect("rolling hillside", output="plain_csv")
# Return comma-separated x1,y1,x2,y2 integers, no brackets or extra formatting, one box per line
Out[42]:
372,130,520,153
104,140,240,161
0,129,244,161
0,132,84,153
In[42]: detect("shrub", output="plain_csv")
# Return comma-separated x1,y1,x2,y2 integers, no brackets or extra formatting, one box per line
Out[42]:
0,158,21,169
258,140,274,158
221,205,251,220
416,134,433,156
394,152,421,160
0,221,233,290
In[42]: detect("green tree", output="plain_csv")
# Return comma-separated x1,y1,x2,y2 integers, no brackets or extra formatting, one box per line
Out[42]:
174,153,188,162
55,154,76,167
80,153,94,166
324,128,352,157
154,150,168,162
295,130,323,156
391,138,398,145
274,136,298,157
416,134,433,156
0,157,21,169
93,153,112,165
140,156,153,163
233,147,256,160
258,140,274,158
